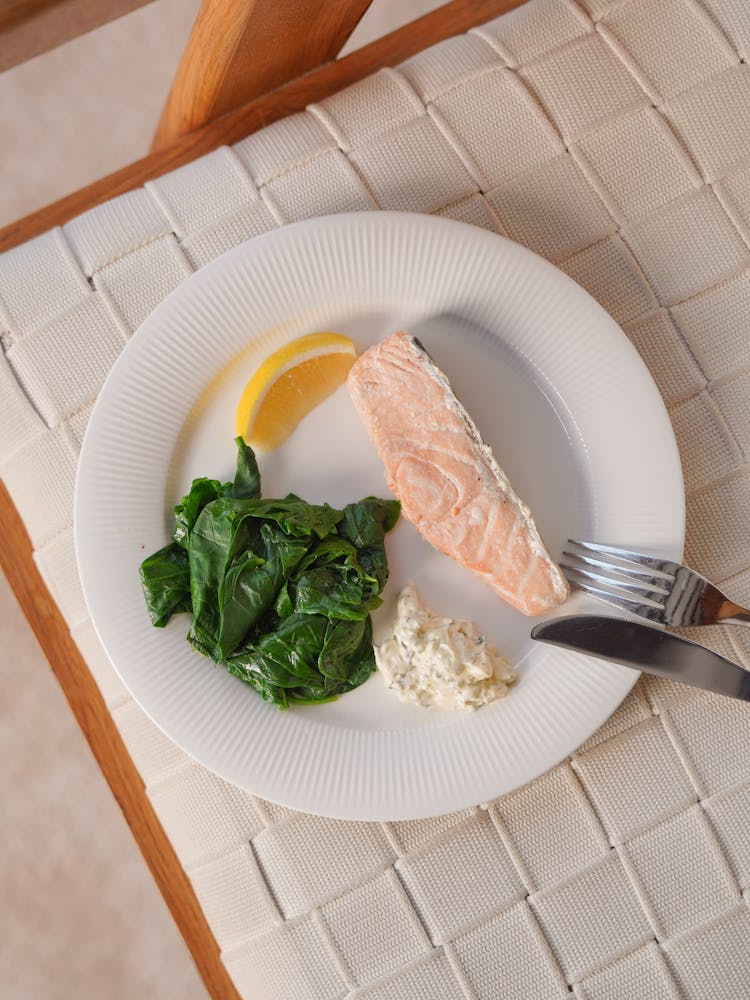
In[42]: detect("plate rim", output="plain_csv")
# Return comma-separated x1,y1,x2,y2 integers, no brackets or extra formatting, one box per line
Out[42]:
74,211,685,820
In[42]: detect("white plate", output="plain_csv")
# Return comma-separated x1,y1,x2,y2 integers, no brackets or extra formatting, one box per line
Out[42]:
75,212,684,820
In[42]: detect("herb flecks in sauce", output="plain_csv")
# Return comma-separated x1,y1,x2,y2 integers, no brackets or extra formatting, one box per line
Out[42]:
376,583,516,710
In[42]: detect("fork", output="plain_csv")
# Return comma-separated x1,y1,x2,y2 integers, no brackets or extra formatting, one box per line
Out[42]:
561,540,750,628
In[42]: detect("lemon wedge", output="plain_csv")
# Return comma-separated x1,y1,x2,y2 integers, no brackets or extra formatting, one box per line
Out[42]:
235,332,357,451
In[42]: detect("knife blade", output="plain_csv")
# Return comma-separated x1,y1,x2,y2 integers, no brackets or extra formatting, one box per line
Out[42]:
531,615,750,701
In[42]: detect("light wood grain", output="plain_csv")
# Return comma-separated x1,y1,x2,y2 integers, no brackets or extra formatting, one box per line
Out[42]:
152,0,375,150
0,481,241,1000
0,0,525,253
0,0,156,71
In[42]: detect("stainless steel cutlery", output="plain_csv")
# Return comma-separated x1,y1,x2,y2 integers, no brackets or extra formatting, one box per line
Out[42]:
531,541,750,701
561,540,750,628
532,615,750,702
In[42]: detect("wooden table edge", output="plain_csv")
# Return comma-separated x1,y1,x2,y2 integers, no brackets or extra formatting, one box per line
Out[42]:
0,481,241,1000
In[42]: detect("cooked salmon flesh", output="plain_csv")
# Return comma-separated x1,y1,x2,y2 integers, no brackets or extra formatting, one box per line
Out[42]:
347,331,569,616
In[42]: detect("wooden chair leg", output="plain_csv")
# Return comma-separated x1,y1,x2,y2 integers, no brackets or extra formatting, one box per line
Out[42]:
152,0,375,151
0,0,525,253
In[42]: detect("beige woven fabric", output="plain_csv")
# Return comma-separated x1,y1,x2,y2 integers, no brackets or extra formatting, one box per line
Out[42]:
3,0,750,996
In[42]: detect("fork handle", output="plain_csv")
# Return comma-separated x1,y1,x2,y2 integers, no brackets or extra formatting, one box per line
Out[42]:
717,599,750,626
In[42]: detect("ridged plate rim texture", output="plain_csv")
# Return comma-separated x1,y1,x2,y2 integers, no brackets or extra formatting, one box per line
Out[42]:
74,213,684,820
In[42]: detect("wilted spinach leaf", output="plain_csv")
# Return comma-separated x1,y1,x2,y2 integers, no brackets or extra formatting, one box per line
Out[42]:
318,618,368,680
216,523,309,659
172,438,260,549
139,438,399,707
339,498,401,590
226,436,261,499
173,478,227,549
139,542,191,627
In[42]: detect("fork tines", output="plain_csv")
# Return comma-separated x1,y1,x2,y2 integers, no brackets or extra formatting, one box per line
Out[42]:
561,540,678,619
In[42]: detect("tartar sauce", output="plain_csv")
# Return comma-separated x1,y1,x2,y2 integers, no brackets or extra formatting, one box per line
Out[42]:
375,583,517,710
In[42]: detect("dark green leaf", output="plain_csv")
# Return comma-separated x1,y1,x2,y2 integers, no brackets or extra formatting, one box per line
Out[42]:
224,658,289,708
216,523,309,659
141,446,399,707
340,619,376,690
216,549,266,656
318,618,367,680
296,535,361,572
338,497,401,548
229,614,328,687
274,583,293,619
290,566,371,620
338,498,400,591
288,687,338,704
186,498,242,658
226,436,261,499
139,543,191,627
237,497,343,538
173,478,228,549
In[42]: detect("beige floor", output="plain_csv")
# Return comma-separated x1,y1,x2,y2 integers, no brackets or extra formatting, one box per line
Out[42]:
0,0,442,227
0,1,439,998
0,574,207,999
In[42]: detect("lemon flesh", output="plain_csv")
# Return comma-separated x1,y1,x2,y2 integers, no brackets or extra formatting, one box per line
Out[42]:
235,332,356,452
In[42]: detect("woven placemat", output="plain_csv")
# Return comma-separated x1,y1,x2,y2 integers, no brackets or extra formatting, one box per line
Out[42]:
2,0,750,996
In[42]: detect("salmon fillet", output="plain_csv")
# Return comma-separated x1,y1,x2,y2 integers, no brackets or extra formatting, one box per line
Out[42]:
347,331,569,616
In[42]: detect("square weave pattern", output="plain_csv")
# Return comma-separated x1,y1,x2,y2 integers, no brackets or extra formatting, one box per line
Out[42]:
2,1,750,996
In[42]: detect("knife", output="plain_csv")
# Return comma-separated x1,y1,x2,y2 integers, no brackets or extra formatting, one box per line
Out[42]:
531,615,750,702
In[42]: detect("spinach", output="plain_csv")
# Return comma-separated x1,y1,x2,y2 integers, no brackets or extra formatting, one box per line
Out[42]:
139,438,399,707
173,478,227,549
173,436,260,550
226,439,261,499
319,618,369,680
215,523,309,660
339,498,400,590
139,543,191,627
